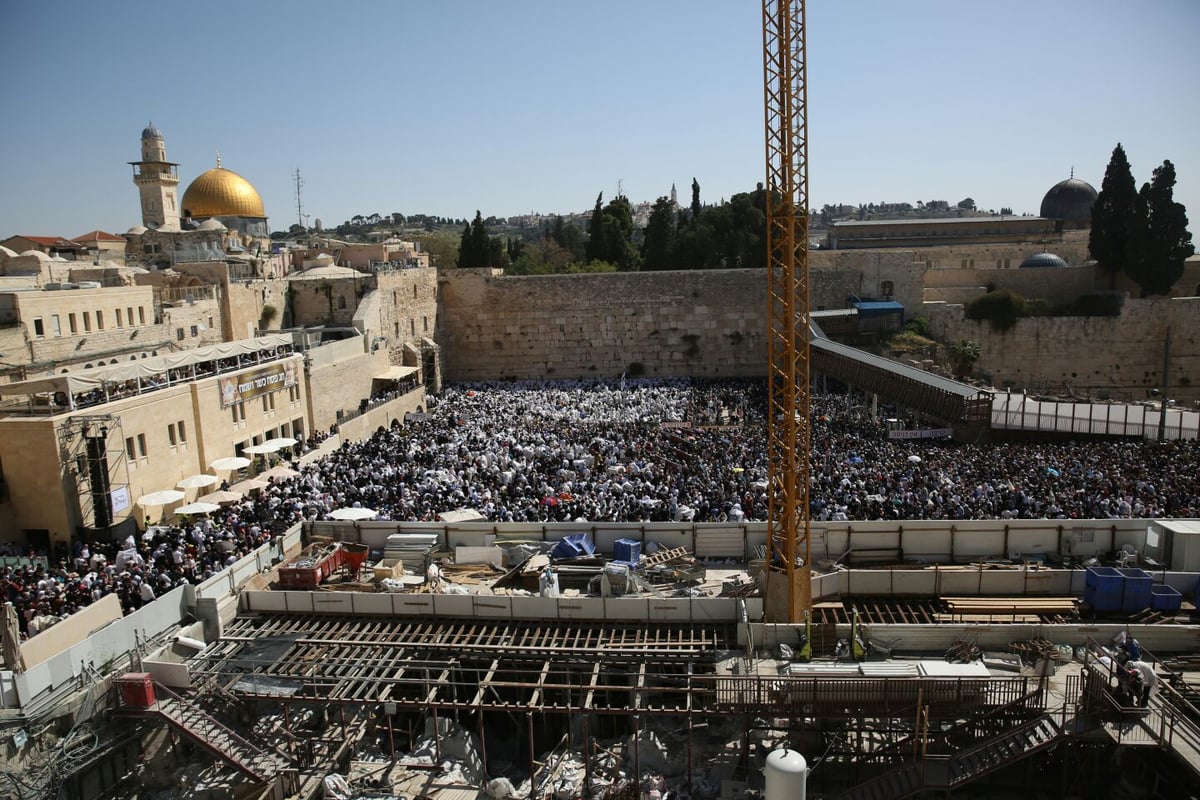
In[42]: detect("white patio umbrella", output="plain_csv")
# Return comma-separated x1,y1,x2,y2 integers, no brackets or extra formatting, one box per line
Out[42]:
907,455,922,464
175,501,220,515
198,490,243,505
138,489,186,507
243,443,279,455
260,464,299,481
328,507,378,521
230,478,269,494
264,437,298,449
177,474,219,491
211,456,252,472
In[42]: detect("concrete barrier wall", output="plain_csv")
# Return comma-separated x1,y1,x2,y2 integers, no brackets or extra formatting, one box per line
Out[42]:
242,590,759,622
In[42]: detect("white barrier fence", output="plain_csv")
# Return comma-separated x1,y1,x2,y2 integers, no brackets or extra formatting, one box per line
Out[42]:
993,394,1200,440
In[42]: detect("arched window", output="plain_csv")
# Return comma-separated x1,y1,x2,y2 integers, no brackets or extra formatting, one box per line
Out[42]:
85,363,93,369
338,295,347,310
413,285,418,299
880,280,894,298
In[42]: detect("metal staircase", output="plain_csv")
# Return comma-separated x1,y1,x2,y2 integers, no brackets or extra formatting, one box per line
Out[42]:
836,713,1062,799
149,684,294,785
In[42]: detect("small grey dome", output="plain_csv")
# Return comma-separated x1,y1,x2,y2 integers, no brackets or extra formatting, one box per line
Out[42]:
1019,252,1068,269
141,123,163,140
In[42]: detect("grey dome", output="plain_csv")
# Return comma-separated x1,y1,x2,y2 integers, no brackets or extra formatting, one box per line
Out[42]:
1020,252,1068,269
141,123,163,140
1040,177,1098,222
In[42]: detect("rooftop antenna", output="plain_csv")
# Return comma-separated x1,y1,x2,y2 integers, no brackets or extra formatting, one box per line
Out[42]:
294,167,308,230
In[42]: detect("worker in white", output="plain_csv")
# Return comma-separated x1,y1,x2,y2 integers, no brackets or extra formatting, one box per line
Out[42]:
1127,660,1158,707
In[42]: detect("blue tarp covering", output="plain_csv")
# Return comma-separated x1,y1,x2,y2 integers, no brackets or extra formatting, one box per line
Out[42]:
852,300,905,317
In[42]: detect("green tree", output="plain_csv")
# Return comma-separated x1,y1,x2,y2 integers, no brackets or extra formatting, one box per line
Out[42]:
641,196,678,270
1134,160,1195,296
1090,143,1143,289
957,197,976,211
456,211,493,268
690,178,702,220
585,193,606,263
455,222,473,267
947,339,981,379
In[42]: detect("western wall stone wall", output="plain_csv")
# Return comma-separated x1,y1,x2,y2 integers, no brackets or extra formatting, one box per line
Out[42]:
440,269,768,381
924,297,1200,403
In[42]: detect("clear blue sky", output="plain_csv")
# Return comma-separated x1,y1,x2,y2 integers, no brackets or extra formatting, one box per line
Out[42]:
1,0,1197,237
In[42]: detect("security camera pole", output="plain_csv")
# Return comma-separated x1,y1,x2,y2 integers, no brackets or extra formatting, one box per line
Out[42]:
1158,326,1171,441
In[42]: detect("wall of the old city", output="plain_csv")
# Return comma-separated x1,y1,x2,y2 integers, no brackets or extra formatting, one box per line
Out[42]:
225,278,290,339
439,268,768,381
923,265,1096,305
924,296,1200,402
290,276,370,328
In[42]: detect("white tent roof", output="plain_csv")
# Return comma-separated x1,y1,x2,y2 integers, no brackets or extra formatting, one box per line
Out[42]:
0,334,295,398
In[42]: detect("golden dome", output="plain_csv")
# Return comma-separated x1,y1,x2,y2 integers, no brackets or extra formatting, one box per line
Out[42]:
181,167,266,219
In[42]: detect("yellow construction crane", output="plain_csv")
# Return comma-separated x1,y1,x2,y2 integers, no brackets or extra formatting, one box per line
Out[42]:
762,0,812,623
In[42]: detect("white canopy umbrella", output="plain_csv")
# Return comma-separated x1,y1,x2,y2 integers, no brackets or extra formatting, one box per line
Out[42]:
243,443,280,455
328,507,378,521
177,474,219,491
175,501,220,515
260,464,299,481
211,456,251,472
264,437,298,449
230,478,269,494
138,489,185,507
907,455,922,464
198,490,243,505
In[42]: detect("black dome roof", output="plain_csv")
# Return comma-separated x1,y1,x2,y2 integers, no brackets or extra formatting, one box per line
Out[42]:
1040,177,1098,222
1019,252,1068,269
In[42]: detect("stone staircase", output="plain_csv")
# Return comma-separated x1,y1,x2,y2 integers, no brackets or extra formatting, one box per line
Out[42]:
150,684,294,785
837,713,1061,799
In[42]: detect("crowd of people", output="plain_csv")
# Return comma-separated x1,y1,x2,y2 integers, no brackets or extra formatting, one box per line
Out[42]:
270,378,1199,525
4,502,277,639
6,377,1200,638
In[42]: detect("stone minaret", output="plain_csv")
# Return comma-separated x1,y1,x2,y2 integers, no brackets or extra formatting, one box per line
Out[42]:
129,123,181,230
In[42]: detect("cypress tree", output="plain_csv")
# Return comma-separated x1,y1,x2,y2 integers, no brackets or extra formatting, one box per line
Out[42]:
1089,144,1142,289
1136,160,1195,296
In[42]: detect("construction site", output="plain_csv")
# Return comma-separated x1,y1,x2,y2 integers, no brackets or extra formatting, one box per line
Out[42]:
2,515,1198,800
2,2,1200,800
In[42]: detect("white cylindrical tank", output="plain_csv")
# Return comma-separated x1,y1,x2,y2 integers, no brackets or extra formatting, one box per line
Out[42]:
764,748,807,800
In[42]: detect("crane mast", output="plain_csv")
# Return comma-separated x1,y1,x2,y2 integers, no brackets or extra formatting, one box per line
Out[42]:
762,0,812,622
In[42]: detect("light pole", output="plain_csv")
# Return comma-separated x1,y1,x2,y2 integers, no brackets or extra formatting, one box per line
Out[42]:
1158,326,1171,441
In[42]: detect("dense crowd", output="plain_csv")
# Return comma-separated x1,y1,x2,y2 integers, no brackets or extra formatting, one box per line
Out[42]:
259,378,1200,525
3,502,277,639
7,378,1199,639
